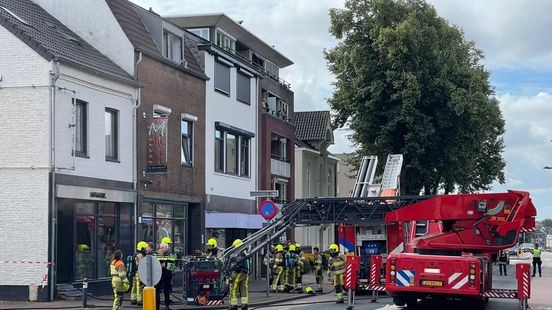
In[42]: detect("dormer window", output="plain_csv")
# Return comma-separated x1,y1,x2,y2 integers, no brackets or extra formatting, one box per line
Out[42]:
215,28,235,52
162,30,183,64
189,28,210,41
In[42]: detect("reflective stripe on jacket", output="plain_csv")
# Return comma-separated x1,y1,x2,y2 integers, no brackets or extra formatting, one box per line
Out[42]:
111,259,127,280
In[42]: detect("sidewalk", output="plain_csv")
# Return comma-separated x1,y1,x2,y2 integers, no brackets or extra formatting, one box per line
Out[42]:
0,275,322,309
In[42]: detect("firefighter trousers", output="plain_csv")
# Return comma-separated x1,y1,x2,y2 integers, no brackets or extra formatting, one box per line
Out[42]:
271,266,285,291
111,277,125,310
230,272,249,307
314,266,323,291
333,272,344,302
130,273,143,303
285,266,296,290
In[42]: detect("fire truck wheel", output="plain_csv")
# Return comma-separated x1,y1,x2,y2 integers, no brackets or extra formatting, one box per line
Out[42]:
406,298,417,308
392,297,405,306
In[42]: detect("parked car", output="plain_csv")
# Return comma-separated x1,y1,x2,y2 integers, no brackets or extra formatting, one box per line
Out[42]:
519,243,534,253
507,245,519,256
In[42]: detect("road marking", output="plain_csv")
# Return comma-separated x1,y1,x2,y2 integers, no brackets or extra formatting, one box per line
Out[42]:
375,305,401,310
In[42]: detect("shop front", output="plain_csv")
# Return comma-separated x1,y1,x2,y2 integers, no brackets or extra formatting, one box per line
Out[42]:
55,179,135,294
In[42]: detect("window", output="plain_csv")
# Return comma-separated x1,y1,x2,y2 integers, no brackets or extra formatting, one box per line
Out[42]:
274,180,287,204
162,30,183,63
215,130,224,172
74,99,87,156
214,61,231,95
271,136,288,162
140,202,188,260
226,133,237,174
189,28,209,41
277,100,289,119
105,109,118,161
265,60,279,79
214,127,251,177
239,137,249,177
236,72,251,104
73,201,131,280
181,120,193,165
215,29,235,51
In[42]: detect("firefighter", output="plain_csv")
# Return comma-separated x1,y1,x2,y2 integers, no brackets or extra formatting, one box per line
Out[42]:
271,244,286,292
285,244,298,292
130,241,148,305
328,243,346,303
263,245,276,285
156,238,176,310
206,238,221,258
532,244,542,277
294,243,305,292
313,247,326,292
110,250,130,310
229,239,250,310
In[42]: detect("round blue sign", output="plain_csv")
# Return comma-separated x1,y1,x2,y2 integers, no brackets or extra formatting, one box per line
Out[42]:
259,199,278,220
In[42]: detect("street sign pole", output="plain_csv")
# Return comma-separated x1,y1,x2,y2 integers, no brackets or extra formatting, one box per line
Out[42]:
266,228,271,298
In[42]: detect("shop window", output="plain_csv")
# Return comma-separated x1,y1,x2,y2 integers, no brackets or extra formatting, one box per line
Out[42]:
140,202,188,261
74,202,121,281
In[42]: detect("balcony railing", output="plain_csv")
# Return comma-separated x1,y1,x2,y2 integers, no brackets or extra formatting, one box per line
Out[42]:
271,157,290,178
263,107,292,123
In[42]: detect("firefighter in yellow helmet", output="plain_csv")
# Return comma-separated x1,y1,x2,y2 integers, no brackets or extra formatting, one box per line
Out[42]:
271,244,286,292
156,238,176,310
130,241,148,305
294,243,305,292
328,244,346,303
110,250,129,310
206,238,221,258
285,244,298,292
229,239,250,310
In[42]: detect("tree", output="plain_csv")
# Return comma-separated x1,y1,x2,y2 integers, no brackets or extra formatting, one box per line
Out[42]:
539,219,552,234
325,0,506,195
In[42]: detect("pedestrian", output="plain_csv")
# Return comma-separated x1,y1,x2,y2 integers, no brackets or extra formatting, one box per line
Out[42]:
313,247,326,292
110,250,130,310
155,238,176,310
229,239,250,310
271,244,286,292
531,243,542,277
327,243,346,303
498,250,508,276
130,241,148,305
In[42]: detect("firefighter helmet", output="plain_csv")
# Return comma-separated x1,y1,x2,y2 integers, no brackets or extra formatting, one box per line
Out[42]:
275,244,284,252
207,238,218,248
289,244,296,252
161,237,172,244
136,241,148,251
295,243,301,249
329,244,339,253
233,239,243,248
305,286,314,295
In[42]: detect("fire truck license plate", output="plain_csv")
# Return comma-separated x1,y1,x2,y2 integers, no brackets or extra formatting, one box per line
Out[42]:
420,280,443,287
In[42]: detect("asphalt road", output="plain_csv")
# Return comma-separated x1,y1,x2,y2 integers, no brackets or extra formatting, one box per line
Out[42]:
257,251,552,310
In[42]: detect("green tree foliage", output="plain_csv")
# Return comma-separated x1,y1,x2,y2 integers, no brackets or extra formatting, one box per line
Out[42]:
325,0,506,195
539,219,552,234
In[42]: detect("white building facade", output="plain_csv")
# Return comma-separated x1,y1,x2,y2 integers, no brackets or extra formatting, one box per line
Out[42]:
0,1,138,301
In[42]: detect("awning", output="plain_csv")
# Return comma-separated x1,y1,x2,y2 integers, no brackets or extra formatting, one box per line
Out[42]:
206,212,264,229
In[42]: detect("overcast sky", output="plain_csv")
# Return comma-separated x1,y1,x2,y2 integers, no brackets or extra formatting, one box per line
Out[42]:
130,0,552,219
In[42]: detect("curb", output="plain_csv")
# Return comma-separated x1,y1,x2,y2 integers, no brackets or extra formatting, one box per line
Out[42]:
184,293,313,309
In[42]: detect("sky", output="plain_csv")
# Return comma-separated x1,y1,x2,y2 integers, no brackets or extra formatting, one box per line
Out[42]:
129,0,552,219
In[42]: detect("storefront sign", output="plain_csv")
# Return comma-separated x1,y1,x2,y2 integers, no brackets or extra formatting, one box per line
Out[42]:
146,117,168,173
89,191,107,199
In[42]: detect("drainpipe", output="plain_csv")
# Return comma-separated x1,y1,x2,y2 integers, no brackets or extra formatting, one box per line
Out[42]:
49,60,60,301
133,52,143,247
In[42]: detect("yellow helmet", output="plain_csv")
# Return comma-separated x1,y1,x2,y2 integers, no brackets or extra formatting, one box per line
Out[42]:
136,241,148,251
295,243,301,249
233,239,243,248
77,244,90,251
305,286,314,294
207,238,218,248
161,237,172,244
329,244,339,252
289,244,296,252
275,244,284,252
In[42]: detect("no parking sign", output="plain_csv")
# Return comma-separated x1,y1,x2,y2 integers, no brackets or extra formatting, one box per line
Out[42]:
258,199,279,220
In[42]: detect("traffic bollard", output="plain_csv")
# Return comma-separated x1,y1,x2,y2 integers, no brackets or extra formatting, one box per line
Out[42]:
82,278,88,309
142,286,156,310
